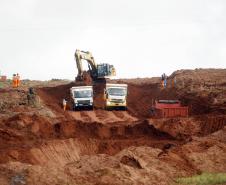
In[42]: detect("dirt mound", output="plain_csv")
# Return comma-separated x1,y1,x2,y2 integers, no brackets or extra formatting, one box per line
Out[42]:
69,110,137,123
0,89,28,113
170,69,226,86
150,115,226,139
177,126,226,173
127,83,178,117
92,80,106,109
170,69,226,115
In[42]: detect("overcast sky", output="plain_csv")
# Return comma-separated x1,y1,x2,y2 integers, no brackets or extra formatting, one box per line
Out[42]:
0,0,226,80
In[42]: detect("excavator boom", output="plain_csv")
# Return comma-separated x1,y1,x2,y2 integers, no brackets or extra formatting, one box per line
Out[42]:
74,49,116,81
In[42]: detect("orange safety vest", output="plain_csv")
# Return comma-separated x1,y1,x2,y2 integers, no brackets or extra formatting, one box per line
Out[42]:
161,80,164,88
63,99,67,111
12,76,17,87
17,75,20,87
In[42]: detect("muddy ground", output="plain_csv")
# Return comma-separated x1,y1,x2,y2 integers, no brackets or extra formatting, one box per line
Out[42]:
0,69,226,185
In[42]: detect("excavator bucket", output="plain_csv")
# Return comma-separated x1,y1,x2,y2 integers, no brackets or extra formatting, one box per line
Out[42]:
75,71,92,86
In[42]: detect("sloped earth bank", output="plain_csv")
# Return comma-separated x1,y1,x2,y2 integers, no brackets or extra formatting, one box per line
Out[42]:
0,69,226,185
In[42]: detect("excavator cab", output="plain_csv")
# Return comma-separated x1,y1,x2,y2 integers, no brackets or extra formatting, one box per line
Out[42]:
97,64,116,78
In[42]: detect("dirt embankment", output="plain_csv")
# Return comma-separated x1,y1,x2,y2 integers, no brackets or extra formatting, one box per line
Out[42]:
0,114,180,165
150,115,226,140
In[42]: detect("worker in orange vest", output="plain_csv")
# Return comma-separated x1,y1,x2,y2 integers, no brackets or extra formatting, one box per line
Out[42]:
63,99,67,111
161,73,166,89
12,74,17,88
16,73,20,87
161,80,164,89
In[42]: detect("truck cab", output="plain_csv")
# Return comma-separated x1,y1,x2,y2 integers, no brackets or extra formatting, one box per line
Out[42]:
104,83,128,110
70,86,93,110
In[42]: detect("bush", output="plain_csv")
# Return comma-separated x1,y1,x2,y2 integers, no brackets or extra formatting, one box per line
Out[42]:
175,172,226,185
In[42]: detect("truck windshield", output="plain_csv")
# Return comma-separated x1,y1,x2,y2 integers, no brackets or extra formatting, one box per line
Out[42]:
74,90,92,98
108,88,126,96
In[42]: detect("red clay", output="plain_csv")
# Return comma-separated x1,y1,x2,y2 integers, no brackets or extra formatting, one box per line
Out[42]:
0,69,226,185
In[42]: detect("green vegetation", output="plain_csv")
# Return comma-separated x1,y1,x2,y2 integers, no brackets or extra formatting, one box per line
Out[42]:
0,80,11,88
175,172,226,185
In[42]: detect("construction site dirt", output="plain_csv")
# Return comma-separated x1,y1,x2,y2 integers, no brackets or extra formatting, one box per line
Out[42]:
0,69,226,185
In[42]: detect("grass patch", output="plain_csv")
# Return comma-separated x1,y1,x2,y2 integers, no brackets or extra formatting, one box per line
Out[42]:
0,80,11,88
175,172,226,185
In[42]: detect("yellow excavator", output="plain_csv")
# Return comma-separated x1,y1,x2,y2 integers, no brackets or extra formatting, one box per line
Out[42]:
75,49,116,82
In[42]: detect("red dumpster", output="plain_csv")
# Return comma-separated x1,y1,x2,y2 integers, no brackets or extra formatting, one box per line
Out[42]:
153,100,188,118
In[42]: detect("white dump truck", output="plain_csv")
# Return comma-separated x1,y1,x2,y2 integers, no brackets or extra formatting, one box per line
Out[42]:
104,83,128,110
70,86,93,110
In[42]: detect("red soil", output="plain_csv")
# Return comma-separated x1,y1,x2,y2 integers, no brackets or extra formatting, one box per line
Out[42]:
0,69,226,185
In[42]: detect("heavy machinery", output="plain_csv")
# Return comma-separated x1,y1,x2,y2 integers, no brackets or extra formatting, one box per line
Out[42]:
104,83,128,110
70,86,93,110
75,49,116,82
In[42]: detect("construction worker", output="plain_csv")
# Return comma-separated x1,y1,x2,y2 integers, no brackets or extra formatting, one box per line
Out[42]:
161,73,167,88
161,80,164,88
27,87,36,106
63,99,67,111
12,74,17,88
161,74,164,88
16,73,20,87
164,77,167,88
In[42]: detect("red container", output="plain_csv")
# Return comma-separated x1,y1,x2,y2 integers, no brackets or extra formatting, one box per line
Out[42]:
153,100,188,118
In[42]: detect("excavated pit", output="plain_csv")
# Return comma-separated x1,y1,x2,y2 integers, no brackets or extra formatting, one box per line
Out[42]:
5,78,217,167
1,113,225,167
0,119,182,165
31,119,180,166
